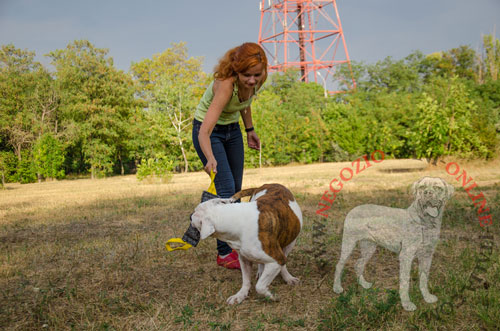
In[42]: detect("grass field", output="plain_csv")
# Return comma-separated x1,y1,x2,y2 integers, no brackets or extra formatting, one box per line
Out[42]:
1,159,499,330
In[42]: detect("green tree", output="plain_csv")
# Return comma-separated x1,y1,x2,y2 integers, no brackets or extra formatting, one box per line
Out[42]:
250,72,329,165
481,34,500,82
132,43,206,173
322,100,363,159
150,78,199,172
247,89,282,166
17,149,37,184
423,46,478,81
282,81,328,163
136,153,174,183
336,53,428,94
33,133,65,180
0,44,61,183
333,60,367,92
48,40,139,178
365,55,422,93
131,42,206,101
0,45,39,164
410,76,489,161
0,151,11,187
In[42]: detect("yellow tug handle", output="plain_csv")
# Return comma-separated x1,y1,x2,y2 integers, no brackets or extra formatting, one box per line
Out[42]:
165,170,216,252
165,238,192,252
207,170,217,195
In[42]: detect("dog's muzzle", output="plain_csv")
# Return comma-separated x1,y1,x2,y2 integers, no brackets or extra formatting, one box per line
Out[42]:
419,195,443,218
182,190,220,246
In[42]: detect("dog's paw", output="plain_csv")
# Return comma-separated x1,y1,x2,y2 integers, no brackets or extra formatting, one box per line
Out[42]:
358,276,372,289
333,285,344,294
226,293,247,305
423,294,438,304
285,276,300,285
256,286,278,301
265,293,279,302
402,301,417,312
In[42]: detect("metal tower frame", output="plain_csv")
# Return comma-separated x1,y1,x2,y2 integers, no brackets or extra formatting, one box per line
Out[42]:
258,0,356,94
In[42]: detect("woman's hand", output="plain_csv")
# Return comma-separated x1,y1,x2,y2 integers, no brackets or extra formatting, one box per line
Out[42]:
204,158,217,175
247,131,260,150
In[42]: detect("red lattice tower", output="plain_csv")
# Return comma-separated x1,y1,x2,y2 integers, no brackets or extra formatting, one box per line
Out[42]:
258,0,356,94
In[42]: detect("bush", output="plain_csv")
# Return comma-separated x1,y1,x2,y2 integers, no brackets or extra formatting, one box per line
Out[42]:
136,154,174,183
17,150,37,184
0,151,17,186
33,133,66,180
410,76,490,161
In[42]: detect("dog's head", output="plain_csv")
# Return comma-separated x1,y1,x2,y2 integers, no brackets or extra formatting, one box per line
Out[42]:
411,177,454,219
191,198,233,240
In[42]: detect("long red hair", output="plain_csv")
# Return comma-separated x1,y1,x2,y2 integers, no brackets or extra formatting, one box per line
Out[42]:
214,42,268,86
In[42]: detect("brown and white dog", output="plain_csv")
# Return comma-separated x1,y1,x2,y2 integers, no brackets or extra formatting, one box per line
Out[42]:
190,183,303,304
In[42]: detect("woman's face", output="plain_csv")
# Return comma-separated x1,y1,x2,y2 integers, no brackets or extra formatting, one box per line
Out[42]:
237,63,264,90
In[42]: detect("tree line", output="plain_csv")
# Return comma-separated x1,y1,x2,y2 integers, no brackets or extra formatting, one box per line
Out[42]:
0,36,499,185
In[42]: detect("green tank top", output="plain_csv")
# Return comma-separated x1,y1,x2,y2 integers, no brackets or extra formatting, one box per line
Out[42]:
194,80,257,125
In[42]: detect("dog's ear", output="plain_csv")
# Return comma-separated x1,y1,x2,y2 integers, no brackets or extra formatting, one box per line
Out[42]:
411,178,424,197
440,178,454,199
190,213,215,240
191,202,216,240
199,218,215,239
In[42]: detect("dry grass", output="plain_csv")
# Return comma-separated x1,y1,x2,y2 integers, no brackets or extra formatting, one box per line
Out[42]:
1,159,499,330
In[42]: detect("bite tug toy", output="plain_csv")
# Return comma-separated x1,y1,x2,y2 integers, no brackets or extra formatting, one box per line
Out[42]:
165,171,219,251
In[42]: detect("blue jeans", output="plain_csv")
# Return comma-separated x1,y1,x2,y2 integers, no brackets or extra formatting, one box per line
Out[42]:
192,119,244,255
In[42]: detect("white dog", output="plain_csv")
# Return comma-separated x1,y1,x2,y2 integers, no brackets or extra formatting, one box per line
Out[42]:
191,183,303,304
333,177,454,311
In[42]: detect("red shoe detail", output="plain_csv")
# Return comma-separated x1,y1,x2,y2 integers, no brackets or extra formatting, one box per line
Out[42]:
217,250,241,270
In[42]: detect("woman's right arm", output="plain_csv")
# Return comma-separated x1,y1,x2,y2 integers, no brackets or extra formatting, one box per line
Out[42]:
198,78,234,174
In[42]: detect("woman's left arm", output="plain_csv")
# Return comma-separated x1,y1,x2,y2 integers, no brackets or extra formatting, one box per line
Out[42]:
240,106,260,150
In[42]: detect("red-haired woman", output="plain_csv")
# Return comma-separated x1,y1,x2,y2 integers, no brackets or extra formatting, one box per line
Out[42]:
192,42,268,270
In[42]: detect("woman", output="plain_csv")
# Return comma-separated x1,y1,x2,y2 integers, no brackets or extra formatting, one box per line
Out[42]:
192,42,268,270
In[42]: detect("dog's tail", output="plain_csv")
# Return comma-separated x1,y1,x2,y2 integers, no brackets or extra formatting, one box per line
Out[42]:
231,187,261,201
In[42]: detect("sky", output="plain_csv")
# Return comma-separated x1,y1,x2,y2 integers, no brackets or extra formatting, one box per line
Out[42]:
1,0,499,76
